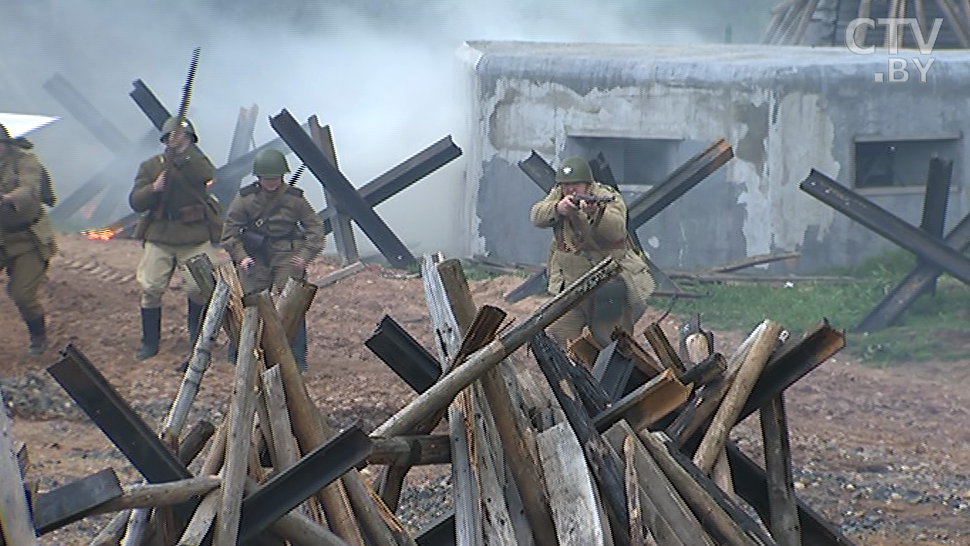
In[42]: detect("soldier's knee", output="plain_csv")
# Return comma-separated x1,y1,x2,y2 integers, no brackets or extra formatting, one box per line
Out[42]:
141,290,164,309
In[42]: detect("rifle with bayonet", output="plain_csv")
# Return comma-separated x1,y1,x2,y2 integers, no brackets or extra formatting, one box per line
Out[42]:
153,47,202,220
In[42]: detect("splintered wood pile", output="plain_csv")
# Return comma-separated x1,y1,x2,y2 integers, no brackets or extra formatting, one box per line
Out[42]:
0,255,852,546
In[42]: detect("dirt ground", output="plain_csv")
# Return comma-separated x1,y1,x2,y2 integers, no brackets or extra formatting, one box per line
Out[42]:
2,233,969,545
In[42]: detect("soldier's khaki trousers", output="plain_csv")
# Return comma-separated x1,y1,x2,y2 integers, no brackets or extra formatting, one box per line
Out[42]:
2,248,49,321
136,241,221,308
547,299,636,354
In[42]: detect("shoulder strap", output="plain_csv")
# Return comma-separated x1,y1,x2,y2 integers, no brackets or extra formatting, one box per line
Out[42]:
253,188,290,229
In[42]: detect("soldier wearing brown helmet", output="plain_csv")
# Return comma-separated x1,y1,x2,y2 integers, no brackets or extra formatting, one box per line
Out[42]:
530,155,656,348
221,148,325,371
0,123,57,354
129,117,223,361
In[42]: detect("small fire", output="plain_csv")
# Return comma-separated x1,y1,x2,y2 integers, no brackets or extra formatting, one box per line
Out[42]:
82,227,119,241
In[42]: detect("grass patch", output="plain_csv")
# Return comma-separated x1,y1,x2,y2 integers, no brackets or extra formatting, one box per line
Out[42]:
666,250,970,366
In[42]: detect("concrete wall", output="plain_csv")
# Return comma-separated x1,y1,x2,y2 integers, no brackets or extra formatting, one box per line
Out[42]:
462,43,970,273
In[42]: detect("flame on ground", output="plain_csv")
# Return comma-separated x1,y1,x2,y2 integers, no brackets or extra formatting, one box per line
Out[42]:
82,227,119,241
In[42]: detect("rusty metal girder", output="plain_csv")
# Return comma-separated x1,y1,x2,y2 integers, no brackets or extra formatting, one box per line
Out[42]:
800,169,970,286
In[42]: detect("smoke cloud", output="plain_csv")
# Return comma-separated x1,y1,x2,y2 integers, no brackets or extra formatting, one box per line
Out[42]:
1,0,750,258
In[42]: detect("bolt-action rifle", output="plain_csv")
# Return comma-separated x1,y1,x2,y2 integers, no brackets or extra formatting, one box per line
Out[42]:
154,47,201,220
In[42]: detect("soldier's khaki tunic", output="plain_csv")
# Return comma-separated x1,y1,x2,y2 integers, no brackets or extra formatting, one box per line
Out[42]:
128,145,222,308
0,147,57,321
530,181,655,346
221,182,326,295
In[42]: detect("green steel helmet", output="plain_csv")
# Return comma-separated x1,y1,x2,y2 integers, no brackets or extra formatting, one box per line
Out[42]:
555,155,593,184
159,117,198,143
253,148,290,177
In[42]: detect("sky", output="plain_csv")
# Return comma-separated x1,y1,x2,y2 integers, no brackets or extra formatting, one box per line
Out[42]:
0,0,755,257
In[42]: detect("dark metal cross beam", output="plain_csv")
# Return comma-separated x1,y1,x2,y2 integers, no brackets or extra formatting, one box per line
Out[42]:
317,135,463,236
801,169,970,290
308,115,359,264
271,108,416,268
854,160,967,332
507,139,733,302
43,74,160,226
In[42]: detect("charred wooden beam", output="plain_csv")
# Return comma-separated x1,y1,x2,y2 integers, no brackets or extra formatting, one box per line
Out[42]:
643,322,687,376
238,426,373,544
801,169,970,286
364,314,441,393
761,394,802,546
319,136,462,236
271,108,415,268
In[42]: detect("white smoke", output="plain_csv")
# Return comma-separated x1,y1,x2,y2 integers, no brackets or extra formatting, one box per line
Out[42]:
0,0,733,257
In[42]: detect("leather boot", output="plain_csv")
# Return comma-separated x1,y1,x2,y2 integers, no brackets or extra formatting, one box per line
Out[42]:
136,307,162,360
26,316,47,355
291,317,308,372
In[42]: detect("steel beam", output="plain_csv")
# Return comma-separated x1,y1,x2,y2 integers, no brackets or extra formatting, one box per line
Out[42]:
801,169,970,286
627,138,734,228
590,341,633,402
44,74,131,154
856,210,970,331
129,79,170,130
309,116,359,264
270,108,415,268
46,343,192,484
32,468,122,535
238,426,373,544
364,314,441,393
317,135,462,236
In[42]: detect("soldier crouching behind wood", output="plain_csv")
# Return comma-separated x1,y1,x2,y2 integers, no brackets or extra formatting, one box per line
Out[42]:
530,155,656,350
220,148,325,371
128,117,224,364
0,123,58,355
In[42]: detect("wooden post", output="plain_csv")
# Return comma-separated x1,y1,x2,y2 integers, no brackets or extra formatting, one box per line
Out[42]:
91,477,221,515
530,330,632,546
214,304,261,546
0,398,38,545
437,259,559,546
164,279,231,440
249,292,366,546
536,422,610,546
694,320,782,474
638,431,763,546
373,256,623,437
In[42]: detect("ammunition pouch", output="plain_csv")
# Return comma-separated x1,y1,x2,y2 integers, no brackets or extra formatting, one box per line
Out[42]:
178,203,206,223
240,226,270,264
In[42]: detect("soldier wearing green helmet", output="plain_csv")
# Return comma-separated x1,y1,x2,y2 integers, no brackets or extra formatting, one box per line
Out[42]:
220,148,325,371
530,155,655,349
128,116,224,363
0,122,58,355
